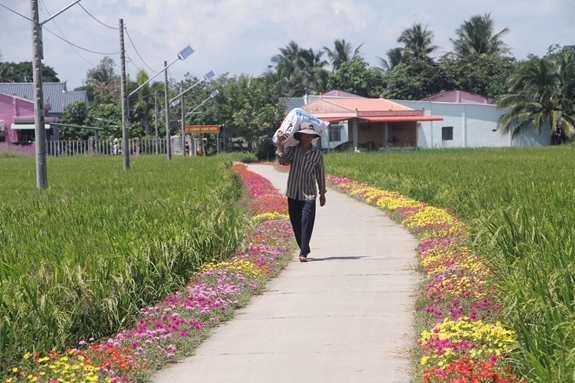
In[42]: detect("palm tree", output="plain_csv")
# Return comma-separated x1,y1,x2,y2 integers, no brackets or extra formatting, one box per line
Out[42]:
269,42,328,96
135,69,155,136
85,57,118,86
270,40,306,77
451,13,510,57
323,39,363,72
397,23,438,61
497,52,575,139
376,47,407,71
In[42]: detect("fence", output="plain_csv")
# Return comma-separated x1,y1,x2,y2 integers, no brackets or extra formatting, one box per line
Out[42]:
1,138,173,157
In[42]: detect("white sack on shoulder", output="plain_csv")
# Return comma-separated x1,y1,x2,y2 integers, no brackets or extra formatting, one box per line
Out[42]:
272,108,329,147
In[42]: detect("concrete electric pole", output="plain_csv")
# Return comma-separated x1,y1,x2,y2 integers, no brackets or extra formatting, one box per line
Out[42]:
180,81,185,157
164,61,171,160
119,19,130,169
31,0,47,189
154,90,159,154
30,0,80,189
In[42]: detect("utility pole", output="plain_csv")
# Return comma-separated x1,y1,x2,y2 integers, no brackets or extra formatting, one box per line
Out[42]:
154,90,159,154
180,81,185,156
164,61,171,160
30,0,80,189
119,19,130,169
31,0,47,189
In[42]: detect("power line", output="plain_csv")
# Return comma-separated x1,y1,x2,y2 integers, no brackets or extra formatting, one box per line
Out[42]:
39,0,95,66
0,3,33,22
78,3,118,30
43,26,120,55
125,28,157,73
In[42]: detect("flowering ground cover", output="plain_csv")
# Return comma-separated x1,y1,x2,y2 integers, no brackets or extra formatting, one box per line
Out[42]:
3,163,292,383
326,174,526,383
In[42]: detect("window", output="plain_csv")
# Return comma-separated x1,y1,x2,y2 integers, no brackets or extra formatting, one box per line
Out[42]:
442,126,453,141
360,124,372,131
329,125,341,142
392,124,403,131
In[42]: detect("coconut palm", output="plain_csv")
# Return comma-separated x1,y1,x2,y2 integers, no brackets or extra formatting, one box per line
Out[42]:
451,13,510,57
269,43,328,96
323,39,364,72
397,23,438,61
497,52,575,139
270,40,306,77
134,69,154,136
376,47,408,71
85,57,118,86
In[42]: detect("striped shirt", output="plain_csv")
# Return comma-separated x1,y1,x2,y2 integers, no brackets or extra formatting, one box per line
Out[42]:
277,145,327,201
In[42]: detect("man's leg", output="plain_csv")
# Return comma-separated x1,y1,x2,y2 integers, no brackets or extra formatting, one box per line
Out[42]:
299,199,316,257
288,198,303,250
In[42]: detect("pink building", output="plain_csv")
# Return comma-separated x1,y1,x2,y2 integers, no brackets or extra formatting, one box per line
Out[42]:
421,90,494,104
0,93,59,155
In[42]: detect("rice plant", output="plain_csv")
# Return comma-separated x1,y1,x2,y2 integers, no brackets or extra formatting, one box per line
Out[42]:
325,147,575,382
0,155,247,371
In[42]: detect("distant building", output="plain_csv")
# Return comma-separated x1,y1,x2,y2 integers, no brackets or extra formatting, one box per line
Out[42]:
0,82,89,145
285,90,442,151
394,90,550,148
421,90,494,105
284,90,550,150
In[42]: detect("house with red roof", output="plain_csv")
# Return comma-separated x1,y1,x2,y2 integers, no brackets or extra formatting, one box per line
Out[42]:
301,95,442,150
286,90,551,150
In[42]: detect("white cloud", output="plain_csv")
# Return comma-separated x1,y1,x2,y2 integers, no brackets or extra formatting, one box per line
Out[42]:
1,0,573,89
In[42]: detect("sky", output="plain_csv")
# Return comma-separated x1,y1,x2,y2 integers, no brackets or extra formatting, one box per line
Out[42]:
1,0,574,90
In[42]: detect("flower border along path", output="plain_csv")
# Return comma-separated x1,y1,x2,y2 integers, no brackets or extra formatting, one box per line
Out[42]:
4,163,293,383
326,174,526,383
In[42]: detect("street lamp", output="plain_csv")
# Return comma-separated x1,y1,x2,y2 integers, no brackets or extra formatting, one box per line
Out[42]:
124,44,195,162
185,90,220,119
170,70,216,103
184,90,220,156
169,71,217,156
129,44,196,98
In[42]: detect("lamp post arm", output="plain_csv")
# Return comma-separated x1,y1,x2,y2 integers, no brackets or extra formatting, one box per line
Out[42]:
40,0,81,25
170,79,202,103
129,57,178,97
185,98,210,119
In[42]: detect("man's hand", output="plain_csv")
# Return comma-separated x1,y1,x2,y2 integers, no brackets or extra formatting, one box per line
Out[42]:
319,194,326,207
277,129,284,143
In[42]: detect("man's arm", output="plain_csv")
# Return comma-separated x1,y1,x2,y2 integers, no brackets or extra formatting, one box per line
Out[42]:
317,153,327,207
276,130,293,165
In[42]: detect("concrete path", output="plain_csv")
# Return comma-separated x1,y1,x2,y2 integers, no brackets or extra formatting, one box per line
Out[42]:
153,164,421,383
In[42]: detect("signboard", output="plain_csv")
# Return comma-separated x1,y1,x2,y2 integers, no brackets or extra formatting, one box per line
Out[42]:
186,125,220,134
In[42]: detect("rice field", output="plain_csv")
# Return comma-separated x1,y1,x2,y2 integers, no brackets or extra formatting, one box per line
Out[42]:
325,147,575,382
0,155,249,372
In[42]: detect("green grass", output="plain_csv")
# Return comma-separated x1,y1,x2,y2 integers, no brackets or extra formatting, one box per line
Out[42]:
325,147,575,382
0,155,248,371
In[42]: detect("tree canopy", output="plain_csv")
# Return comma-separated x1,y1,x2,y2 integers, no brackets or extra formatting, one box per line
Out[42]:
397,23,438,62
0,61,59,83
497,47,575,138
451,13,510,57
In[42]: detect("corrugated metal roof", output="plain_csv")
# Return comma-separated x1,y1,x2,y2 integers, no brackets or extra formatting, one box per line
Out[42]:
285,97,305,113
0,82,88,114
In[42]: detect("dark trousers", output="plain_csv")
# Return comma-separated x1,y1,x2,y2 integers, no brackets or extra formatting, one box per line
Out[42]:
288,198,316,257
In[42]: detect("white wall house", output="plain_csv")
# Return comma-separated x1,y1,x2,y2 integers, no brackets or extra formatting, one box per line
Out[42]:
321,121,349,151
393,100,551,148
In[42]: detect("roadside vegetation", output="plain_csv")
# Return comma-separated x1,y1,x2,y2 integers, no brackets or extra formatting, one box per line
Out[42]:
0,155,249,375
325,147,575,382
